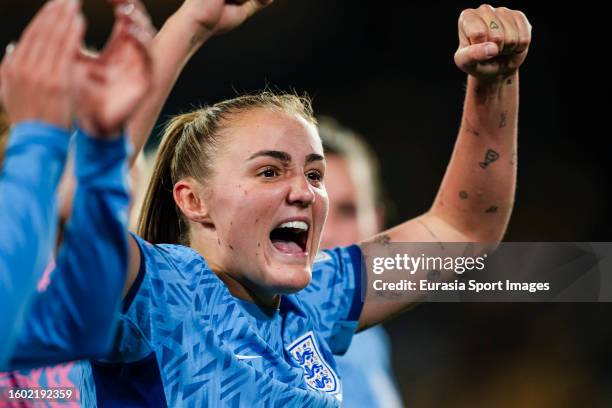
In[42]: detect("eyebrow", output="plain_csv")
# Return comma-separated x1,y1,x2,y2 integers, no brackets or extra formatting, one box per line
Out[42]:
248,150,291,163
247,150,324,165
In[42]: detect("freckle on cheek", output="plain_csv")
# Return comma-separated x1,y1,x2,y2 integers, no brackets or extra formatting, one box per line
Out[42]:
229,245,234,250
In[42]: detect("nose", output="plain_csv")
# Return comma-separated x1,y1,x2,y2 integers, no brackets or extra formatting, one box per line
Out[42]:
287,174,315,208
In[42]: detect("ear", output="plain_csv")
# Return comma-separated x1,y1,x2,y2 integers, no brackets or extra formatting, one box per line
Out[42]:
173,177,212,225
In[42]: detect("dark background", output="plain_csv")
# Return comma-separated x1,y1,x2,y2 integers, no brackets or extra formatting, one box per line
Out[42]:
2,1,611,406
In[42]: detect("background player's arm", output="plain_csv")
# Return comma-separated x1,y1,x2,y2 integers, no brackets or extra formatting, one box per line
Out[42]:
358,5,531,330
126,0,273,166
0,0,82,366
2,3,153,370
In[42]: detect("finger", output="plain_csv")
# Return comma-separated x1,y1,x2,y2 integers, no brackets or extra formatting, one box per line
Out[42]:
27,0,76,65
454,42,499,69
125,6,157,39
54,13,85,75
43,0,82,72
458,9,489,47
476,4,505,52
2,43,16,66
495,7,519,54
16,0,62,65
512,10,532,54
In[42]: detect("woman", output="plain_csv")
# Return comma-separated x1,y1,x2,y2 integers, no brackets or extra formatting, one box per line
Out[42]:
80,4,531,407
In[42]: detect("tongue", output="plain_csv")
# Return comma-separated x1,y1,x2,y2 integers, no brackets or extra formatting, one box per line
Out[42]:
271,240,303,254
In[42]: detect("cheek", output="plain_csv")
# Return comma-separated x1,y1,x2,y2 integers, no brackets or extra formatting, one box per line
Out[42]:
212,185,278,248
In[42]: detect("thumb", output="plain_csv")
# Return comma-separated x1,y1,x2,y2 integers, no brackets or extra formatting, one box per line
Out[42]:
454,42,499,69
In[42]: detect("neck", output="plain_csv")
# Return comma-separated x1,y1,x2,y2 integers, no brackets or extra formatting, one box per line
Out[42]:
190,235,281,309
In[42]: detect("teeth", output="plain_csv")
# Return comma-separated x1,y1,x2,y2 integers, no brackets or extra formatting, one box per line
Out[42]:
278,221,309,231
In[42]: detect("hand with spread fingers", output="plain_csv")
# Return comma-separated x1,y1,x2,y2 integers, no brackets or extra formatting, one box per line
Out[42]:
454,4,532,80
0,0,84,129
74,0,155,139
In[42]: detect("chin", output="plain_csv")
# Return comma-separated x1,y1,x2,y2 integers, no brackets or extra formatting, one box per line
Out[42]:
266,264,312,294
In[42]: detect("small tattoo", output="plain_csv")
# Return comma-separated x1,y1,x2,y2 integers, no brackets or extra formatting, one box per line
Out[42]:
459,190,469,199
499,111,507,128
417,220,445,250
428,270,441,281
506,78,513,85
190,31,206,48
479,149,500,169
485,206,498,213
464,118,480,136
490,21,499,30
372,234,391,246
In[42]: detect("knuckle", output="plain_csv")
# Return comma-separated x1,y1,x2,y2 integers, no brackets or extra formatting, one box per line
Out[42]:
478,4,495,12
467,27,488,40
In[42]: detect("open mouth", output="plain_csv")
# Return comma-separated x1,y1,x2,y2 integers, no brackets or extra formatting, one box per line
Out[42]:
269,220,309,255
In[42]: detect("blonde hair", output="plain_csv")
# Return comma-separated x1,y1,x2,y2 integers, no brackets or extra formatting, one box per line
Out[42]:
137,92,316,244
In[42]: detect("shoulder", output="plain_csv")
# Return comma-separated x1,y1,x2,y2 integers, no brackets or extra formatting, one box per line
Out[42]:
131,233,209,280
124,234,213,313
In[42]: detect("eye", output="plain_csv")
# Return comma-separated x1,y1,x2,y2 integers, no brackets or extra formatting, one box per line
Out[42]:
306,170,323,185
258,167,280,179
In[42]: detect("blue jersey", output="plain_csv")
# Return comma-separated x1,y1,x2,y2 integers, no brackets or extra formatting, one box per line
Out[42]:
79,236,363,407
0,122,69,366
2,129,131,371
302,271,403,408
332,328,403,408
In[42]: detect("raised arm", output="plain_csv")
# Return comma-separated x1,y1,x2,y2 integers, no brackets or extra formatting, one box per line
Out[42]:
4,2,153,370
0,0,82,366
358,5,531,329
127,0,273,166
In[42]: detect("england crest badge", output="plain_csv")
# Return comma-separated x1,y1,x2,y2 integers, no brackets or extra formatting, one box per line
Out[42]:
288,331,341,398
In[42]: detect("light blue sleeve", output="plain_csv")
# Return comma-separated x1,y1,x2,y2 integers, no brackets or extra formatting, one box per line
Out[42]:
0,122,69,367
4,129,131,370
299,245,364,355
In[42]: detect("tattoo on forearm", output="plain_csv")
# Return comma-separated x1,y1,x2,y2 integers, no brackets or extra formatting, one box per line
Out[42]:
499,111,507,128
190,31,207,49
417,220,445,250
490,21,499,30
459,190,469,199
485,205,498,213
371,234,391,246
479,149,500,169
464,118,480,136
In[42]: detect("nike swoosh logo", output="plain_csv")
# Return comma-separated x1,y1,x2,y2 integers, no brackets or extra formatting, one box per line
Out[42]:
235,355,262,360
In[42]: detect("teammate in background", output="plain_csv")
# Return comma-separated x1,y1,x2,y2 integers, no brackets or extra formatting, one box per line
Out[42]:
311,117,404,407
0,0,153,373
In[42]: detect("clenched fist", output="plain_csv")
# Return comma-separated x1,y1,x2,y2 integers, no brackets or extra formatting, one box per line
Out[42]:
454,5,532,80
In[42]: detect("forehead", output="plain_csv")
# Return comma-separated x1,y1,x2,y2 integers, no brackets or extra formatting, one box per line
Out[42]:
220,108,323,161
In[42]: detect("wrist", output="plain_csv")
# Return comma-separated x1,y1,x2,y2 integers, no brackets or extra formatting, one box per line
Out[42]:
172,6,215,49
78,118,123,141
469,71,519,89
